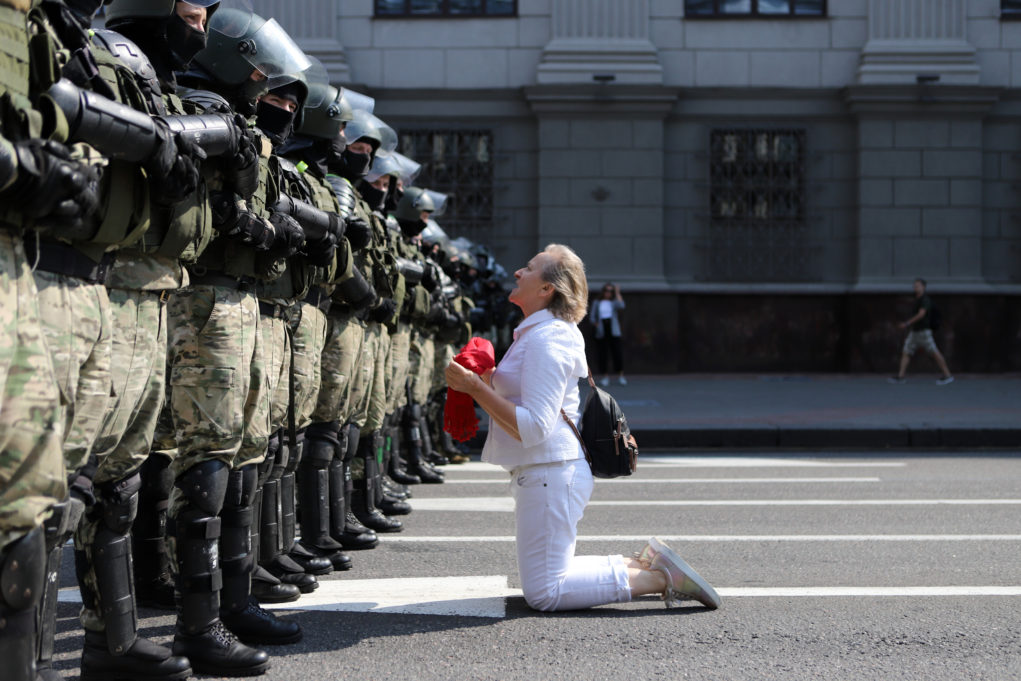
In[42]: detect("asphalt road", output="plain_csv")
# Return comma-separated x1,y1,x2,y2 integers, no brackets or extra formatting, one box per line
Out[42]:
51,452,1021,680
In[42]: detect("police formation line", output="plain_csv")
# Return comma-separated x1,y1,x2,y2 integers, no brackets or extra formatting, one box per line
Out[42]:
0,1,517,678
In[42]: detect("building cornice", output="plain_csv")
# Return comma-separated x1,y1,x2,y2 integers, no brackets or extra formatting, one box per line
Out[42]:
523,84,681,117
842,84,1003,116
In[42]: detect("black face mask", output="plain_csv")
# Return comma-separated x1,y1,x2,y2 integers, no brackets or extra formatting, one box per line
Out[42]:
329,148,372,182
398,218,427,238
166,13,208,71
385,186,402,214
255,100,296,146
359,182,386,213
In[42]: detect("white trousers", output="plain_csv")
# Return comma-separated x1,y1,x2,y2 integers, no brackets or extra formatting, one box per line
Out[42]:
510,458,631,611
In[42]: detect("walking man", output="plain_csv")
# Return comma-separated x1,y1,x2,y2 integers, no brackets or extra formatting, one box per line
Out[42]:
890,278,954,385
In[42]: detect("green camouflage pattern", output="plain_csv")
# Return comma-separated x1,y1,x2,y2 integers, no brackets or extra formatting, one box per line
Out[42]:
409,330,435,407
361,321,388,435
387,321,411,413
292,302,327,430
33,270,113,475
106,251,188,291
260,313,291,433
314,310,364,425
433,341,456,394
164,285,264,481
89,288,167,486
0,231,65,549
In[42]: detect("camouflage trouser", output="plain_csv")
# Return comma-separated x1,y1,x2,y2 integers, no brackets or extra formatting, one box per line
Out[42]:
409,331,435,407
433,341,456,394
34,269,113,475
0,232,65,551
312,309,362,425
75,287,168,632
260,310,292,434
164,284,266,482
387,322,412,413
292,302,327,431
363,321,389,435
89,288,167,486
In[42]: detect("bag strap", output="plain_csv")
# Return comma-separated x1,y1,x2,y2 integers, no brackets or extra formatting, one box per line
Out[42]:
560,408,591,465
585,367,596,389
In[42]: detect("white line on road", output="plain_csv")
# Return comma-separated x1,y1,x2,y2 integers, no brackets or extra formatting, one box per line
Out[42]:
409,497,1021,512
382,534,1021,543
447,459,906,473
57,580,1021,619
442,477,883,484
718,587,1021,597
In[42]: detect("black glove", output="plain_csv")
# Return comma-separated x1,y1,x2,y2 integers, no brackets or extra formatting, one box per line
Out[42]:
327,212,345,240
421,261,439,291
211,192,275,250
268,211,305,257
224,114,259,198
2,139,102,236
368,296,396,324
302,234,337,266
147,121,207,204
344,214,371,251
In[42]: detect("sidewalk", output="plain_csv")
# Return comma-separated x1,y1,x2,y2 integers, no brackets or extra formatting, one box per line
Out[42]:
471,374,1021,450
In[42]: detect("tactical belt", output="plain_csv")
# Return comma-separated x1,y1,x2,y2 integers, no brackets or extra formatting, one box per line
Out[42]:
23,239,112,285
186,271,255,291
258,300,287,319
303,286,332,314
328,301,355,319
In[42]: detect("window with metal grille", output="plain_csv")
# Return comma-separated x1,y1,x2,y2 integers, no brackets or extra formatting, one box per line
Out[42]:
399,130,494,242
685,0,826,17
1003,0,1021,18
704,128,815,282
375,0,516,17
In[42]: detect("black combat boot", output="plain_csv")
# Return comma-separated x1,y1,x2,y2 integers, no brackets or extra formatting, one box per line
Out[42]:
298,421,352,570
35,497,83,681
76,473,192,681
336,424,379,550
259,432,317,593
171,460,270,677
132,455,176,610
219,466,302,646
283,429,332,575
0,527,47,681
352,430,403,533
387,409,421,485
406,403,444,483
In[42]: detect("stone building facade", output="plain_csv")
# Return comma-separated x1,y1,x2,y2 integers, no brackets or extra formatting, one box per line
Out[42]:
250,0,1021,372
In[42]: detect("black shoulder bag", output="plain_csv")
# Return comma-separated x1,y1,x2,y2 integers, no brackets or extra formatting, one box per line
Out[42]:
560,370,638,478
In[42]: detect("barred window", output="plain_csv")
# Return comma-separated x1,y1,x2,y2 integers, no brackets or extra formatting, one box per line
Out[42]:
704,129,814,282
1003,0,1021,18
685,0,826,17
375,0,516,17
399,130,494,242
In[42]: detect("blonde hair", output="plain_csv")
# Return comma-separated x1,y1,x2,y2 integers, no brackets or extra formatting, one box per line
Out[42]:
541,243,588,324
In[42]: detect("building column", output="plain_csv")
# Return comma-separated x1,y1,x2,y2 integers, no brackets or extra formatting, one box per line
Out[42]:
537,0,662,85
251,0,350,82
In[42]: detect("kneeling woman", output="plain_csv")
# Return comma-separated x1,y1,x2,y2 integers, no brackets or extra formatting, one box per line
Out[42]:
445,244,720,612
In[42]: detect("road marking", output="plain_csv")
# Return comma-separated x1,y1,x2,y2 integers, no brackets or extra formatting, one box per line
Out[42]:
442,477,883,484
446,459,906,473
409,497,1021,512
637,457,906,468
717,587,1021,597
383,534,1021,543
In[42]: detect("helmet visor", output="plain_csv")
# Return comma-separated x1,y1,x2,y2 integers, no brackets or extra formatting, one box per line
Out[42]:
422,189,449,217
343,109,398,157
240,18,312,88
365,154,402,183
207,1,252,38
301,57,329,110
339,88,375,115
392,152,422,187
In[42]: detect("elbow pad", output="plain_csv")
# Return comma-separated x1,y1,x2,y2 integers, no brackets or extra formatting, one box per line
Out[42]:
336,268,377,310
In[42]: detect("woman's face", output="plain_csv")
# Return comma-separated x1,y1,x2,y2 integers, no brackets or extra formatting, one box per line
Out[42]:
509,252,553,312
601,285,614,299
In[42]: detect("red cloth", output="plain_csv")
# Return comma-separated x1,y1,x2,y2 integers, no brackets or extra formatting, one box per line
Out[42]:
444,337,496,442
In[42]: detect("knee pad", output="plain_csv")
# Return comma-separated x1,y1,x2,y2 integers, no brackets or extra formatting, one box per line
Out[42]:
95,472,142,535
0,527,46,612
138,454,174,500
223,465,258,514
285,428,306,474
344,424,361,464
175,459,230,516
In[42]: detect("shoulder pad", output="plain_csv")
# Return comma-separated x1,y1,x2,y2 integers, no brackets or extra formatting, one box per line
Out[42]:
327,175,356,220
386,215,401,236
276,156,299,177
91,30,158,86
178,87,232,114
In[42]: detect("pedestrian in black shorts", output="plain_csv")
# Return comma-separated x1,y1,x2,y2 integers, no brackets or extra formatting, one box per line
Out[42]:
589,283,626,387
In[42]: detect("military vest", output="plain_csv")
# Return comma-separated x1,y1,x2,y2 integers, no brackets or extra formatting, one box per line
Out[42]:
0,2,40,231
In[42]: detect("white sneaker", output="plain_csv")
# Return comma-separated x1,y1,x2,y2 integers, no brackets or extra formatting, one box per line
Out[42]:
599,376,610,387
646,537,721,610
618,376,627,386
936,375,955,385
